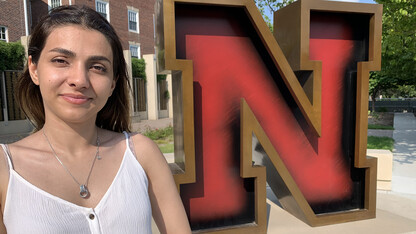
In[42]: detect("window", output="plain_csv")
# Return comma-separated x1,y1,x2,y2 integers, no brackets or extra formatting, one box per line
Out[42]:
96,0,110,21
130,45,140,58
0,26,7,42
128,10,139,33
48,0,61,10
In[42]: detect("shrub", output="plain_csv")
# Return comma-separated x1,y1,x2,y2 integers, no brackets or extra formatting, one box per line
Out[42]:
157,74,167,81
0,41,25,71
131,58,146,81
144,126,173,141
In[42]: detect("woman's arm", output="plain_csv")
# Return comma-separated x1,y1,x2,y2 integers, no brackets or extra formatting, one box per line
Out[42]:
132,134,191,234
0,150,9,234
0,211,6,234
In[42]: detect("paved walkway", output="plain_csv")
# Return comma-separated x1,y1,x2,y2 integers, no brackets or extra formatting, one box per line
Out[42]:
131,118,173,133
0,118,174,144
152,114,416,233
391,113,416,198
2,116,416,232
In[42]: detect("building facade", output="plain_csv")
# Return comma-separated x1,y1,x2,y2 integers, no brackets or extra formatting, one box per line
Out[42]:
1,0,171,136
0,0,29,42
30,0,156,59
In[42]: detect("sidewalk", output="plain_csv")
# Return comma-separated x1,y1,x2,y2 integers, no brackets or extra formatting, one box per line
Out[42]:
261,113,416,233
391,113,416,198
1,116,416,232
153,114,416,233
0,119,174,144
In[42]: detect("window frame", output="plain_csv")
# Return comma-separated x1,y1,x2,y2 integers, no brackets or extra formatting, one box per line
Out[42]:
129,45,141,59
48,0,62,10
128,10,139,33
96,0,110,22
0,26,8,42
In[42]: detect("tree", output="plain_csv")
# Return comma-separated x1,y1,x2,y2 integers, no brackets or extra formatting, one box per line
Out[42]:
370,0,416,109
254,0,295,31
131,58,146,81
0,41,25,71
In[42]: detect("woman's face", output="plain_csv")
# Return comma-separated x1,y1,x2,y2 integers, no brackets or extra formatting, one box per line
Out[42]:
28,25,115,125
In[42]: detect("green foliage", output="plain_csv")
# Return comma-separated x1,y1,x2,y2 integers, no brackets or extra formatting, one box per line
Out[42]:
381,84,416,98
157,74,167,81
370,0,416,101
144,126,174,153
254,0,295,32
0,41,25,71
368,124,394,130
367,136,394,151
164,90,170,100
144,126,173,141
158,143,174,154
131,58,146,80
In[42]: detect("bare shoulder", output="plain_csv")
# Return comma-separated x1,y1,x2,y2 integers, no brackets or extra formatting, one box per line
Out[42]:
129,133,167,173
6,131,44,154
129,133,191,233
0,133,40,173
0,144,9,196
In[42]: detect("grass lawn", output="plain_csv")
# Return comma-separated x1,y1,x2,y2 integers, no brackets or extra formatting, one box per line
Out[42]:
158,144,174,154
145,126,395,153
144,126,174,154
367,136,394,151
368,124,394,130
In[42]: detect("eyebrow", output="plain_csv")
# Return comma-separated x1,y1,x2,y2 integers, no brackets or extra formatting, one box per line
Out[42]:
49,47,111,64
49,47,75,57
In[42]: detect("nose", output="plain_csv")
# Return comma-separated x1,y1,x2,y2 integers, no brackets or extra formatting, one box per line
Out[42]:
67,63,90,89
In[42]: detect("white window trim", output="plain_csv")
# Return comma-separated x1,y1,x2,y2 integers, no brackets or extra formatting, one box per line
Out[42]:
128,10,139,33
96,0,110,22
48,0,62,11
0,26,8,42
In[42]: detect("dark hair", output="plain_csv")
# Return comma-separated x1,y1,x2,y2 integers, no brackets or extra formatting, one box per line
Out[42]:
17,5,131,132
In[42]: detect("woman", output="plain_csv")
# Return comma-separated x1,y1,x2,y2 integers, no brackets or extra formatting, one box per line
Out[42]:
0,5,190,234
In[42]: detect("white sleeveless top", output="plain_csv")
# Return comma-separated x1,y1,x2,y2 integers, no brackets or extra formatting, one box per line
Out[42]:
0,132,152,234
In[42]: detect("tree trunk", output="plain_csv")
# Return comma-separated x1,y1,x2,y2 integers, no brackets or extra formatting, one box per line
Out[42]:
371,93,377,112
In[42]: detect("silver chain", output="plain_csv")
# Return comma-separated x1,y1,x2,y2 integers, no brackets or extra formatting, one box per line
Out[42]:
42,128,100,198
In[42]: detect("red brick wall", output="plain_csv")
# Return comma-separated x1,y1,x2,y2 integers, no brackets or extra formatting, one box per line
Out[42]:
0,0,27,42
30,0,49,32
137,0,156,55
1,0,156,54
73,0,156,56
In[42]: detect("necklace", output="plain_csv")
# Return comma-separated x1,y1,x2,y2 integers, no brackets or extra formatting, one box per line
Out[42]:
42,128,100,198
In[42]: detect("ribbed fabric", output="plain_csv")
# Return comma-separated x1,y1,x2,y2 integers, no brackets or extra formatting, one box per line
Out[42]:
1,132,152,234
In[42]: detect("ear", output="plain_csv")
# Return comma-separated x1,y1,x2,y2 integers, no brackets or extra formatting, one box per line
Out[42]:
28,56,40,85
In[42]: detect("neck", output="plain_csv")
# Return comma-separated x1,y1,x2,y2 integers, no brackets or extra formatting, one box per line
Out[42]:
42,120,99,157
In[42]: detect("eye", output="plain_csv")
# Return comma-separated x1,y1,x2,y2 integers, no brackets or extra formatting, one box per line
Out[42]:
51,58,68,65
90,64,107,73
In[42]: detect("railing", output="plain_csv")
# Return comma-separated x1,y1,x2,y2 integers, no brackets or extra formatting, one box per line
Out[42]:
1,70,25,122
369,98,416,112
132,77,146,112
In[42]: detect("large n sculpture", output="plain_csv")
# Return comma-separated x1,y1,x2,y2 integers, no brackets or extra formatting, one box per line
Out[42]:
155,0,382,232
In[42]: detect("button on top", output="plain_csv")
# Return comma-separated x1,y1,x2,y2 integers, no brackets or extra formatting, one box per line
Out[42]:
89,214,95,220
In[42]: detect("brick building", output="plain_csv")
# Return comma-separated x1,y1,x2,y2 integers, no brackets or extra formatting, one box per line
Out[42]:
0,0,30,42
30,0,156,58
1,0,171,136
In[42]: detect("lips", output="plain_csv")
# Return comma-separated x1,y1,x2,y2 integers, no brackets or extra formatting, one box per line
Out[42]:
60,93,92,105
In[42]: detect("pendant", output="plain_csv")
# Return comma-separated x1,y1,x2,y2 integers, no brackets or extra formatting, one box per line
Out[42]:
80,185,89,198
